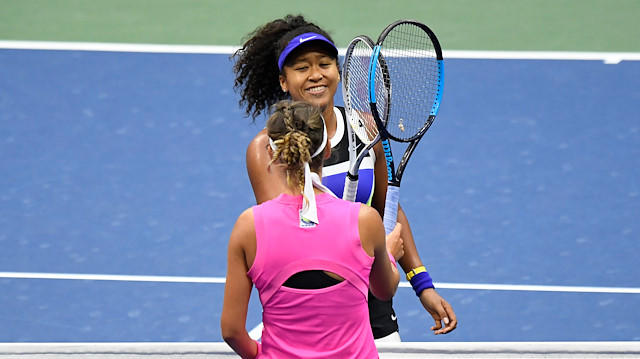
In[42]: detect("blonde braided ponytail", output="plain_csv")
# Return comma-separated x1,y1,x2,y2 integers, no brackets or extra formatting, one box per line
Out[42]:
267,100,325,193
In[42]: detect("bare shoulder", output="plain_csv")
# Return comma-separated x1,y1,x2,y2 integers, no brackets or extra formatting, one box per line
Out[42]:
230,208,255,246
358,203,380,223
358,204,384,237
247,128,268,153
237,207,255,224
246,128,285,204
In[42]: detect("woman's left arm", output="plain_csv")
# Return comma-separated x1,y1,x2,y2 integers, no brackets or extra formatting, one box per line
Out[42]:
371,142,457,335
396,205,458,335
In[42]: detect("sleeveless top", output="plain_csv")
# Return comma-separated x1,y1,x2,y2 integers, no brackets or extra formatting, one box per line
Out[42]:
248,193,379,358
322,107,376,205
322,107,399,339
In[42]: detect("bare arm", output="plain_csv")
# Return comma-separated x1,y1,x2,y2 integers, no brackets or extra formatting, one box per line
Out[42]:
397,205,457,334
396,204,422,273
220,209,259,358
359,204,399,301
371,139,458,335
370,142,389,218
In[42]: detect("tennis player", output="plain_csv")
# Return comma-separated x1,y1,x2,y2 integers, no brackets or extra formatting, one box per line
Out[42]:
221,100,402,358
233,14,457,340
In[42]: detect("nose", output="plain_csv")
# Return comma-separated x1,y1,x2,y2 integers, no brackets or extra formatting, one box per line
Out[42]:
309,65,323,81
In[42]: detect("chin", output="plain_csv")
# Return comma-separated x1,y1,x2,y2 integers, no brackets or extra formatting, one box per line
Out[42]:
306,96,331,110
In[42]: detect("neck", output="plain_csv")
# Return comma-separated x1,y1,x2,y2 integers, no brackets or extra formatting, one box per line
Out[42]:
281,167,324,196
284,187,326,196
322,105,337,139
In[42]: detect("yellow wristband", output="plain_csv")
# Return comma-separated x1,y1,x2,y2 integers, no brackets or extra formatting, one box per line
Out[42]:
406,266,427,281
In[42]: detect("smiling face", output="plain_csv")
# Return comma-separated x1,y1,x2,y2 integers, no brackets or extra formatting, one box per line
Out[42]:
278,44,340,111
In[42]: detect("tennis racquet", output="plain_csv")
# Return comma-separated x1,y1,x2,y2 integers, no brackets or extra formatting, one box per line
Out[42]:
369,20,444,234
341,35,390,202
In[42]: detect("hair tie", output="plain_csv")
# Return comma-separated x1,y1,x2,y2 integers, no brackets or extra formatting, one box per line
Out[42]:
268,115,327,159
269,116,332,224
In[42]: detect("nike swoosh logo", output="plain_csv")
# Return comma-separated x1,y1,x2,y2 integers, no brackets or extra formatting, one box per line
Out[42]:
391,314,397,321
299,35,318,43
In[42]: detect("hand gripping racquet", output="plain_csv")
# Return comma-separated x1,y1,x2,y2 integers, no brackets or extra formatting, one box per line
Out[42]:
369,20,444,234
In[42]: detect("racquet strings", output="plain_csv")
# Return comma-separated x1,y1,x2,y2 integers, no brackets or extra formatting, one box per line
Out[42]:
379,22,439,141
344,39,382,145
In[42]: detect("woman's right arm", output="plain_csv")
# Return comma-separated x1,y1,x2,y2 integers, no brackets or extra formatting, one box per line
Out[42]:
359,204,400,301
246,129,286,204
220,209,259,358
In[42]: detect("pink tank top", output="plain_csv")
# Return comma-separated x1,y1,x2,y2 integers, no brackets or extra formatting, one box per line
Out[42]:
248,193,378,358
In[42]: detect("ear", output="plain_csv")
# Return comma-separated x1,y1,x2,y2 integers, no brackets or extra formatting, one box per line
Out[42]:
265,143,275,172
279,74,287,93
267,143,275,159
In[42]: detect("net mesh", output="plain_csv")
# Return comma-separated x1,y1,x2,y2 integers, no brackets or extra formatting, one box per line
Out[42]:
1,342,638,358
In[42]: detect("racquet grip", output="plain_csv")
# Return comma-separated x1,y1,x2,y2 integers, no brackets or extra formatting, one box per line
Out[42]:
383,185,400,234
343,174,359,202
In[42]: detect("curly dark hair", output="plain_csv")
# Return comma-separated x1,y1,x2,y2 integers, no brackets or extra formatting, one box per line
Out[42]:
232,14,338,120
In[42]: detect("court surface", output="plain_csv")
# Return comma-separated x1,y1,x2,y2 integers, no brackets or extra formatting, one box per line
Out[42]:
1,45,638,346
1,1,639,356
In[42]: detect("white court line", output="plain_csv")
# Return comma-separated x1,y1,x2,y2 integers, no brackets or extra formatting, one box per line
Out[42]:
4,271,638,343
0,40,237,54
1,272,639,294
1,40,640,63
0,271,225,284
424,282,640,294
444,50,640,64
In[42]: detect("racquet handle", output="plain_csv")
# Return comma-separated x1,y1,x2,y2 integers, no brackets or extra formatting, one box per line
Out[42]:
383,185,400,234
343,173,359,202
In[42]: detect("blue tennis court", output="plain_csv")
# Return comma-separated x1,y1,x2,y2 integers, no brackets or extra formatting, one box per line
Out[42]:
0,47,638,343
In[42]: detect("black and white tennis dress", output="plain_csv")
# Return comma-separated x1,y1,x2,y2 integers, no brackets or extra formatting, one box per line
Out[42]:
322,106,399,339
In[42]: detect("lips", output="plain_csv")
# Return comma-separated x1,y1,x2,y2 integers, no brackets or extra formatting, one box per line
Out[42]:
306,85,327,94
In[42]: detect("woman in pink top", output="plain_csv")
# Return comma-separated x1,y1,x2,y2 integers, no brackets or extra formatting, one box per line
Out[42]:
221,100,403,358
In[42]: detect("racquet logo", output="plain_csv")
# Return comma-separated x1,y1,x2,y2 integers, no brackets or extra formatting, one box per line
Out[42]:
382,139,393,181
